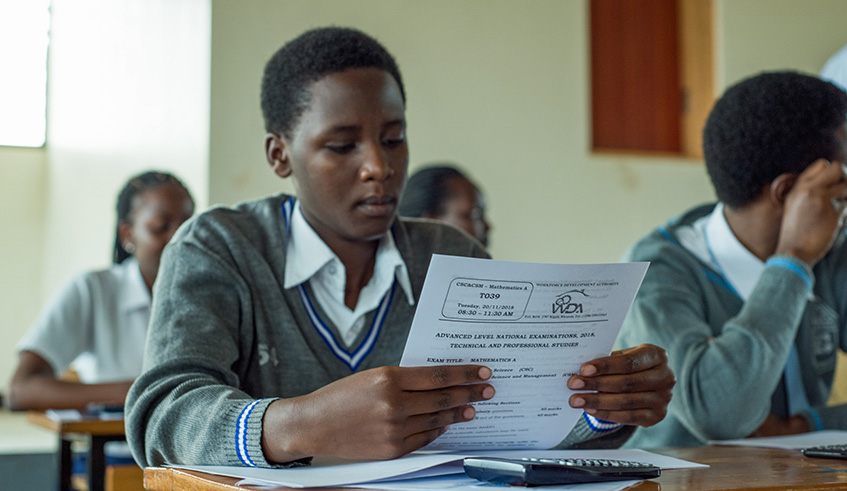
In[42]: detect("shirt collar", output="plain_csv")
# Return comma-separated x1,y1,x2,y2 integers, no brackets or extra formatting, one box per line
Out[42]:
704,203,764,300
283,200,415,305
119,257,152,313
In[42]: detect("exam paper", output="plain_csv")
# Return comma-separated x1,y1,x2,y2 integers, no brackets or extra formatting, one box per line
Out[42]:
709,430,847,449
400,255,648,450
206,448,706,488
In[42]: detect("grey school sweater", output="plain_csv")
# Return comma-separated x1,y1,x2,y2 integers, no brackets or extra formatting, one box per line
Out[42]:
126,194,632,468
616,203,847,448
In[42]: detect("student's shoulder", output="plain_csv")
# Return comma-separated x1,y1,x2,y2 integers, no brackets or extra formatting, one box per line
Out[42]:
173,194,288,248
625,203,715,279
63,261,133,295
395,217,489,259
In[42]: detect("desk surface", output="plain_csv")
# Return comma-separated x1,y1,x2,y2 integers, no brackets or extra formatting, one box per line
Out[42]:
142,445,847,491
26,410,125,436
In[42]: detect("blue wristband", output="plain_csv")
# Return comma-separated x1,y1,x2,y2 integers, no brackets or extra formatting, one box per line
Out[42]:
765,256,812,292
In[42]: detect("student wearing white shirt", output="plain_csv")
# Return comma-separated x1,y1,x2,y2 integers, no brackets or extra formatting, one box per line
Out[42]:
8,171,194,411
616,71,847,448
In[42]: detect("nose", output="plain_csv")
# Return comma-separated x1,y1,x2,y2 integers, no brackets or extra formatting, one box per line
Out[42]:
359,143,394,182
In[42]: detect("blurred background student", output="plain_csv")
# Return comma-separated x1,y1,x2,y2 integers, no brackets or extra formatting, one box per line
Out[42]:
7,171,194,411
399,164,491,247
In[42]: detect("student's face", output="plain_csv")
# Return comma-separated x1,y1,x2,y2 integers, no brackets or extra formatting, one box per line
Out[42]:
121,184,194,287
434,177,490,247
269,68,408,247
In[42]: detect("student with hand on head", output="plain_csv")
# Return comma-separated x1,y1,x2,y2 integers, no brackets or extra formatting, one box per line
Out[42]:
125,27,674,469
399,164,491,247
8,171,194,411
616,72,847,448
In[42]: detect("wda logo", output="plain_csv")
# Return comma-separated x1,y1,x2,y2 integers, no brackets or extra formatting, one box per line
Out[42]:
553,289,588,314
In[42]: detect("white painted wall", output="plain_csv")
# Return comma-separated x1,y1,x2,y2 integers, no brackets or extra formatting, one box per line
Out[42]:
5,0,847,399
207,0,847,265
1,0,211,391
0,148,47,392
207,0,712,265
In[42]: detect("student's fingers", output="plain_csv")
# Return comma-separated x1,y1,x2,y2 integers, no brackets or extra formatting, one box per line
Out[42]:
403,384,495,416
567,365,676,393
576,344,669,377
405,405,477,435
393,365,492,391
569,388,672,413
402,426,452,455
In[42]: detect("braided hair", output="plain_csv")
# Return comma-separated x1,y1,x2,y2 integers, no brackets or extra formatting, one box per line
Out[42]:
113,171,191,264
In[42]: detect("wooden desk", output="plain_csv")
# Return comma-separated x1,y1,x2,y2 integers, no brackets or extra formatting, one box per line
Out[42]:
27,410,127,491
142,446,847,491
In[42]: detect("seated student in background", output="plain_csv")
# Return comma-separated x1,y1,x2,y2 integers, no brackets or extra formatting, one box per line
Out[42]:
616,71,847,448
399,164,490,247
7,171,194,411
126,26,674,469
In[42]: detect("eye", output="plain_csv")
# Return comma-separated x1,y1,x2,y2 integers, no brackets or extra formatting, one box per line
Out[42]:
382,135,406,149
325,142,356,154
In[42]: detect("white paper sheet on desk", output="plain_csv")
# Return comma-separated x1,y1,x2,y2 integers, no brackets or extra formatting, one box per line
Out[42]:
400,255,648,451
349,474,640,491
173,449,705,489
709,430,847,449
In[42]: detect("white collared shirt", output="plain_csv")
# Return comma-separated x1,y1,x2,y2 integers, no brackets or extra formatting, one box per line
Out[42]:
17,258,151,383
704,203,764,300
284,201,415,347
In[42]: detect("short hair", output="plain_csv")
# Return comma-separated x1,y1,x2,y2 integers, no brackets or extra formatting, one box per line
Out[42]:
114,171,192,264
703,71,847,208
261,26,406,139
399,164,470,218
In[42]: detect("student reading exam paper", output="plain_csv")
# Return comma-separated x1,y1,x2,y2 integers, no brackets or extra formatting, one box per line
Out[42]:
125,27,674,468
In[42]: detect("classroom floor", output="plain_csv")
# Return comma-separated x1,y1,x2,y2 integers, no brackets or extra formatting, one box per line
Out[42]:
0,408,60,490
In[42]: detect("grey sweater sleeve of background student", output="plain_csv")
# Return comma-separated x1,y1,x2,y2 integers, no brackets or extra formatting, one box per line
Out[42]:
618,241,813,445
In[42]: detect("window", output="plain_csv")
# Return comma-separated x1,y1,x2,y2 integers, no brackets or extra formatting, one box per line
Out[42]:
590,0,714,158
0,0,50,148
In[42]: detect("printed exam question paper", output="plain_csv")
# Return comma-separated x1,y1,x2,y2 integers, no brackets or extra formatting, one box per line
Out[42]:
400,254,648,450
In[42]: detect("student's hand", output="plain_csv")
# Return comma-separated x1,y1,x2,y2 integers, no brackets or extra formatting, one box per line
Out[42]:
775,159,847,267
749,413,810,437
262,365,494,463
7,351,134,411
566,344,675,427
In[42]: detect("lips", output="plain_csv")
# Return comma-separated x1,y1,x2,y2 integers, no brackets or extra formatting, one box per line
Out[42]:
357,195,397,217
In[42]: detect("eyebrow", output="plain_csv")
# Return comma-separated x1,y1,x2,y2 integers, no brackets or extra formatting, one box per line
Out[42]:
324,118,405,135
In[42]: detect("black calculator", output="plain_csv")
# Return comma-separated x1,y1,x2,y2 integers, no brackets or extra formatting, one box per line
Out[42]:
802,444,847,460
463,457,661,486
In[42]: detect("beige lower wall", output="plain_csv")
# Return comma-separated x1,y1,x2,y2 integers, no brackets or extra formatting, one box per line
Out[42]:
0,148,47,392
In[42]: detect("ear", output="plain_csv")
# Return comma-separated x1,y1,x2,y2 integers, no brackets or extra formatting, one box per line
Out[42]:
117,222,133,250
769,173,797,207
265,133,292,178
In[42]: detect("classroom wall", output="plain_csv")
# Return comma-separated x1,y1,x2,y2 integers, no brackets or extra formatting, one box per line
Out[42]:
207,0,712,264
5,0,847,393
0,0,212,390
0,148,47,392
208,0,847,266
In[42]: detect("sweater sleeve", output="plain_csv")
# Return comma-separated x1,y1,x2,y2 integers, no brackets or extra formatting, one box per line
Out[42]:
125,228,292,468
618,252,813,442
